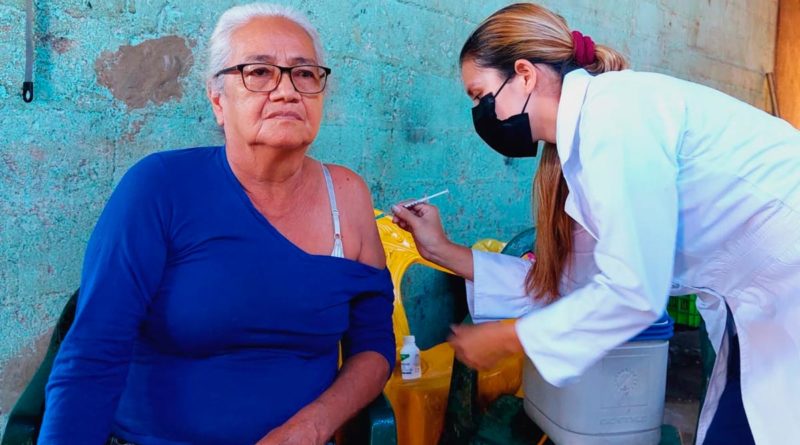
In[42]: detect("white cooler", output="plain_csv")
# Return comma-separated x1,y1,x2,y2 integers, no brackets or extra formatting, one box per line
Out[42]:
522,317,673,445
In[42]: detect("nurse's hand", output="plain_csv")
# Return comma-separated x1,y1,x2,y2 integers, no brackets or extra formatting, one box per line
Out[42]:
391,203,450,262
448,321,524,370
391,203,476,280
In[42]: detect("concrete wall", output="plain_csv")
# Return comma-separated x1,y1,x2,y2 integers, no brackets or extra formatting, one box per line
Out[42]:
776,0,800,127
0,0,778,430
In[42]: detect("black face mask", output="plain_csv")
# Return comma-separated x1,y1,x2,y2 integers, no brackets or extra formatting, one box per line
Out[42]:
471,76,537,158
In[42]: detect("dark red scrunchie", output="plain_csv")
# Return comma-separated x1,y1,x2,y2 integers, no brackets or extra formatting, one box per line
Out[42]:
571,30,596,67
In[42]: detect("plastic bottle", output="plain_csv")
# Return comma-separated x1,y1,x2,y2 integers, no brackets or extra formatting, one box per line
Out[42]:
400,335,421,380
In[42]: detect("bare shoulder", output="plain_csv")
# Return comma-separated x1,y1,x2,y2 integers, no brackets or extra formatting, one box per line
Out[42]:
325,164,372,204
325,164,386,268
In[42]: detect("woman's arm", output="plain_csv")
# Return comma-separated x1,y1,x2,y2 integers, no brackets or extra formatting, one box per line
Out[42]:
40,155,170,444
390,203,475,280
392,203,542,322
258,166,393,445
257,352,389,444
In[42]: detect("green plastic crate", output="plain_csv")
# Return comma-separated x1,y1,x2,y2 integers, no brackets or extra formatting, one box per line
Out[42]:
667,294,701,328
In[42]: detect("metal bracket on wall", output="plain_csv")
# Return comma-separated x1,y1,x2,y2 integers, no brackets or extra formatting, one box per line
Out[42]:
22,0,34,103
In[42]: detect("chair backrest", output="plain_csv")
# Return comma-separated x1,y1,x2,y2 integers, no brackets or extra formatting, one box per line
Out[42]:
500,227,536,258
374,211,454,351
440,227,536,444
373,210,512,352
472,238,507,254
2,289,79,445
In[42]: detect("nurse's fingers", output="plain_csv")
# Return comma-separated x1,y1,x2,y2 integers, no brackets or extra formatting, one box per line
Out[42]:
448,325,479,369
407,203,439,221
391,216,411,231
452,345,482,370
390,204,419,229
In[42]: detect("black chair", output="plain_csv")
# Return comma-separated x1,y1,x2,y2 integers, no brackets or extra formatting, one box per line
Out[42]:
2,289,78,445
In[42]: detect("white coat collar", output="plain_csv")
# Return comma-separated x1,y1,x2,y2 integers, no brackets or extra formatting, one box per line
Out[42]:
553,68,599,239
555,68,593,169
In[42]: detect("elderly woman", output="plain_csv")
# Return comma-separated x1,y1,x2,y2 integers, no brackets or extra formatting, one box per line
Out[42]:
39,4,394,445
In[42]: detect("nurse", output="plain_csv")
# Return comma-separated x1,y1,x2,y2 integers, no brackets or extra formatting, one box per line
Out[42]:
392,3,800,444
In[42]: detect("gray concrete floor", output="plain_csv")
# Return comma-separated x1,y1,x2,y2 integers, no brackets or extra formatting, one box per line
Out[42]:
664,328,703,445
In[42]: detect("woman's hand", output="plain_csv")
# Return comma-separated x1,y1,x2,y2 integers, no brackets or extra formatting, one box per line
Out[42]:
448,321,524,370
256,351,388,445
255,413,327,445
391,203,475,280
391,203,451,262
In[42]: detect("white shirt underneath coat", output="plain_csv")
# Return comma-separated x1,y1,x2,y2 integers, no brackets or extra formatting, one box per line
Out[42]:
465,68,800,444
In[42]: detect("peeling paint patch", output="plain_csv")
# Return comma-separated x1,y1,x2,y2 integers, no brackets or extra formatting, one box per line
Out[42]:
2,152,19,175
94,36,193,109
29,147,45,161
121,119,146,143
40,34,76,54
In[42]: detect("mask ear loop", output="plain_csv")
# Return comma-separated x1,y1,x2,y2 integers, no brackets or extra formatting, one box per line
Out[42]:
520,93,532,113
496,75,532,113
494,75,512,97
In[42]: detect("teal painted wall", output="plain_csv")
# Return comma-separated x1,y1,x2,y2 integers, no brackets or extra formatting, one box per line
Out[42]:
0,0,777,429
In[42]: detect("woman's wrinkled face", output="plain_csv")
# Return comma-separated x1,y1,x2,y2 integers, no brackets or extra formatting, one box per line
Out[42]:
209,17,325,150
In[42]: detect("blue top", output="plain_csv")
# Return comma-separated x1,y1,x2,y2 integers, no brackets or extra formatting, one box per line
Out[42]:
40,146,396,445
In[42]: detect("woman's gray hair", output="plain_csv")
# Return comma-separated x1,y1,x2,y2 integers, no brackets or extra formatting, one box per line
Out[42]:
206,3,325,93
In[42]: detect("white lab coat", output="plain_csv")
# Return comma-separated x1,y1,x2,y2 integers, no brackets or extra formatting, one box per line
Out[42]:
466,68,800,444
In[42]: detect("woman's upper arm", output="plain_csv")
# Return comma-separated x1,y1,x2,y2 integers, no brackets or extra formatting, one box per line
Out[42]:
357,208,386,269
328,164,386,269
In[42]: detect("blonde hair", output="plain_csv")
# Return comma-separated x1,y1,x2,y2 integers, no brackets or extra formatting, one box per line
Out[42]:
460,3,628,303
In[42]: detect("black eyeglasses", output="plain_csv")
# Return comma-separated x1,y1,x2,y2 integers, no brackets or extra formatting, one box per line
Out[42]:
214,63,332,94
